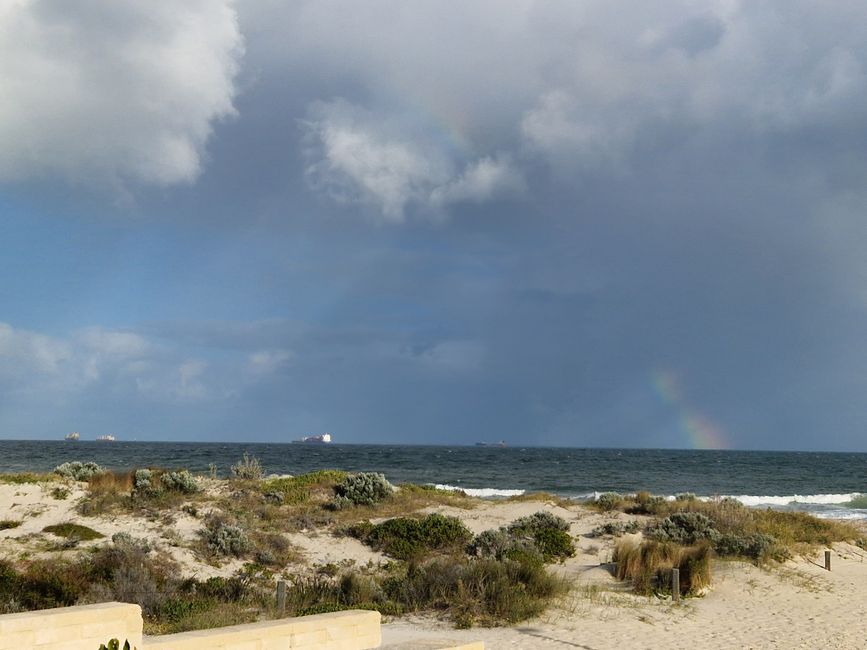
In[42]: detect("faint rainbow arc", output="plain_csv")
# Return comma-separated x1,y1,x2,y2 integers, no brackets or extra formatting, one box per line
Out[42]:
651,369,728,450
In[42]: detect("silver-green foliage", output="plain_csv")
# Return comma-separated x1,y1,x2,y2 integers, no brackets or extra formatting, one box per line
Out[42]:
133,469,155,495
646,512,719,545
202,519,251,557
334,472,394,506
54,461,105,481
161,469,199,494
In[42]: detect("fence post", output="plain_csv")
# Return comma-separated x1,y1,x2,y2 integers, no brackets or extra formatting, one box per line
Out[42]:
276,579,286,617
824,550,831,571
671,568,680,603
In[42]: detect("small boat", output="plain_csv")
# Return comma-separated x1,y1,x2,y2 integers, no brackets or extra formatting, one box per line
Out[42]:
475,440,507,448
292,433,332,444
65,432,80,441
96,434,116,442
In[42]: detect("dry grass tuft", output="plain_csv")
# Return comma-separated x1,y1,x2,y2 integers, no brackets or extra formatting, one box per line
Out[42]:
613,538,711,596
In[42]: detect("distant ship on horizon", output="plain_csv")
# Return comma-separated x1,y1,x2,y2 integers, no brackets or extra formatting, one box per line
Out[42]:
475,440,507,448
64,431,80,441
292,433,332,444
96,434,116,442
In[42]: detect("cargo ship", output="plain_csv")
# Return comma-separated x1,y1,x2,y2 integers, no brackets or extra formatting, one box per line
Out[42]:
96,434,116,442
293,433,332,444
65,431,80,441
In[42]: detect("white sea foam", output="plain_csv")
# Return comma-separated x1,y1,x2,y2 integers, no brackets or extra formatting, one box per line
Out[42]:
434,484,525,498
578,491,867,518
723,493,863,507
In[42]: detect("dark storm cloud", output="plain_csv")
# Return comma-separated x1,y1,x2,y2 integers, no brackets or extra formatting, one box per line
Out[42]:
3,1,867,449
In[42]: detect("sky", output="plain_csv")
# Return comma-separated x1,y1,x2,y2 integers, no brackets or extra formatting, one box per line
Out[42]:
2,1,867,451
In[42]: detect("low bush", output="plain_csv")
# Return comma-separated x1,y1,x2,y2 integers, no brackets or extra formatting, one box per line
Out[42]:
161,470,199,494
384,555,566,627
333,472,394,507
54,461,105,481
594,492,624,512
200,517,251,558
250,532,296,567
230,453,264,480
133,469,156,495
646,512,720,545
588,520,642,538
506,511,575,562
0,520,21,531
50,486,70,500
715,532,782,561
467,529,529,561
625,491,667,515
350,514,472,560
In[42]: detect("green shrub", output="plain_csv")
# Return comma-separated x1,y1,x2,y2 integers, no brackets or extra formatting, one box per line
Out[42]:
588,521,641,537
506,511,574,562
594,492,624,511
334,472,394,507
352,514,472,560
54,461,105,481
51,486,70,500
714,532,781,561
230,453,263,480
646,512,720,545
161,470,199,494
383,555,566,627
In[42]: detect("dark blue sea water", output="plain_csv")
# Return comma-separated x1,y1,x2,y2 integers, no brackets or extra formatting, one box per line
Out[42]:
2,441,866,518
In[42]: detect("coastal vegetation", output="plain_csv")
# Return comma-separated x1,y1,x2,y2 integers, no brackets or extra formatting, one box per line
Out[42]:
0,459,862,634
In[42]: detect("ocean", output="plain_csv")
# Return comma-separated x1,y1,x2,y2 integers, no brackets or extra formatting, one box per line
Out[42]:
2,441,866,519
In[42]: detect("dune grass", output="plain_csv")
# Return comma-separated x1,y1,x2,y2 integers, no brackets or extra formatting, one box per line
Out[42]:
613,538,712,596
0,472,54,484
0,520,22,530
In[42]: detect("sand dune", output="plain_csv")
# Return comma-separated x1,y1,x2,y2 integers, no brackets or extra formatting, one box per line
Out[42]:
2,481,866,648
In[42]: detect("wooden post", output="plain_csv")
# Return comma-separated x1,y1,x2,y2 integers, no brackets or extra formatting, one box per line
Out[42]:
276,579,286,617
824,550,831,571
671,568,680,603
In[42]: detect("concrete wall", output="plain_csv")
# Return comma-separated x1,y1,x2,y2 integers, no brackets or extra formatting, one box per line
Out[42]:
0,602,142,650
0,603,485,650
144,609,381,650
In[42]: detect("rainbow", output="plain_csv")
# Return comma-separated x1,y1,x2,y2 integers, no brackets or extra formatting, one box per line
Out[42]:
651,369,729,450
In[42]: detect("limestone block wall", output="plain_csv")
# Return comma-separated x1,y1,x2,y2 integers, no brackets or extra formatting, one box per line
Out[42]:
0,602,143,650
144,609,381,650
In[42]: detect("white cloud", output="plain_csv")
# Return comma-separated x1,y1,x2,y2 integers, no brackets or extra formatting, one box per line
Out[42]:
245,1,867,198
0,0,243,187
302,99,523,222
248,349,294,375
0,322,71,377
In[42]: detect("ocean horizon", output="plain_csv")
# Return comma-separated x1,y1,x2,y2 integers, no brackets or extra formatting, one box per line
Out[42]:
2,440,865,520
